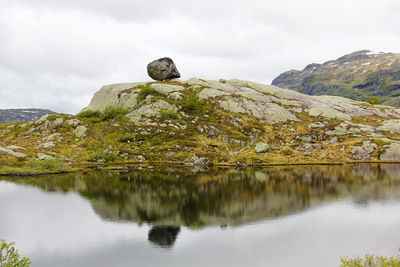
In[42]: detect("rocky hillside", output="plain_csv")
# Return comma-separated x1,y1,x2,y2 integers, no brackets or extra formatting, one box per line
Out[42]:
2,78,400,173
0,108,56,123
272,50,400,107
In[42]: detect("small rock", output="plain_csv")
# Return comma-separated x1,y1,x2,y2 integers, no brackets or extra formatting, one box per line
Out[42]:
0,146,26,158
37,153,54,160
67,119,81,126
255,142,269,153
39,142,56,148
73,125,88,138
329,137,339,144
147,57,180,81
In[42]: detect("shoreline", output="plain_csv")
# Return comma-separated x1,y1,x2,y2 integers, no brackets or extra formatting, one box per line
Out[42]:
2,160,400,177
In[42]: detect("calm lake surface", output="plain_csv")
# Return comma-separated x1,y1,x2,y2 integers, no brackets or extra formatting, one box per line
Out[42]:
1,164,400,266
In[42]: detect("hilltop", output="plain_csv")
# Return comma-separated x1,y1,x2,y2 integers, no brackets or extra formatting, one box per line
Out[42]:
272,50,400,106
2,78,400,174
0,108,56,123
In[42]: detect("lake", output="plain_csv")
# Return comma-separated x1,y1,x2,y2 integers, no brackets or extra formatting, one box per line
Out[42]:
1,164,400,266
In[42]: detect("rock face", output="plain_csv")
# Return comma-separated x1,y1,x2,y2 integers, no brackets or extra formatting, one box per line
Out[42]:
272,50,400,107
147,57,180,81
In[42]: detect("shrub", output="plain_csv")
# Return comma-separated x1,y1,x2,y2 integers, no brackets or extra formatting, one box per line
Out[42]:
0,239,31,266
340,254,400,266
137,86,157,102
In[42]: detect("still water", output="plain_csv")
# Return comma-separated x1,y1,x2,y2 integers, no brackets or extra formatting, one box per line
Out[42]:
1,164,400,266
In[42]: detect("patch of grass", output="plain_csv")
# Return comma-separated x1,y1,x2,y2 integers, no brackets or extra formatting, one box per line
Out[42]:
160,109,179,120
101,106,128,121
118,132,136,143
137,85,157,102
77,106,127,122
179,93,209,116
150,137,162,145
366,96,381,105
0,159,70,175
77,109,102,118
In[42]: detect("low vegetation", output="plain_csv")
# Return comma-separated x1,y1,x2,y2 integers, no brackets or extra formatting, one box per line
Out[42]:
0,239,31,266
341,253,400,266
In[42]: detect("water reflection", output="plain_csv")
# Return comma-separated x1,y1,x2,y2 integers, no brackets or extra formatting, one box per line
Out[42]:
2,164,400,231
1,164,400,266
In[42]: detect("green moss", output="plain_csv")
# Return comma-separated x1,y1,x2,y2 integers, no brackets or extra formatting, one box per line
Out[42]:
118,132,136,143
340,253,400,266
77,109,102,118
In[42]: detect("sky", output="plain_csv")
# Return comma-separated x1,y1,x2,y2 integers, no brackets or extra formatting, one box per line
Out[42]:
0,0,399,114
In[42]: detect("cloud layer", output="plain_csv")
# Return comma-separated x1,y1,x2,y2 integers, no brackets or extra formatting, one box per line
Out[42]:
1,0,400,113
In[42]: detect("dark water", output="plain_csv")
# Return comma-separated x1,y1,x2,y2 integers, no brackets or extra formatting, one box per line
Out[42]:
1,164,400,267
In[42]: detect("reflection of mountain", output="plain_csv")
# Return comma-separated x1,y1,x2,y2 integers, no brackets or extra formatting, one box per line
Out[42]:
3,164,400,228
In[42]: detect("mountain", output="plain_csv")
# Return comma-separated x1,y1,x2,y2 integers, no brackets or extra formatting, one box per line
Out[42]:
272,50,400,106
2,78,400,174
0,108,56,123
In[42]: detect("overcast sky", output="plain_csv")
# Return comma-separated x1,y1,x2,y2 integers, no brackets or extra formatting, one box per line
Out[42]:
1,0,399,114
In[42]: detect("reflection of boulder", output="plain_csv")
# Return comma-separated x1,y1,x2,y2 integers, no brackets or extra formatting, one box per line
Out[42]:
148,226,180,248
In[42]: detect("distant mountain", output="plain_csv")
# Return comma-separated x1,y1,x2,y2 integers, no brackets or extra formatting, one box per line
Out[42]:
0,108,56,123
272,50,400,106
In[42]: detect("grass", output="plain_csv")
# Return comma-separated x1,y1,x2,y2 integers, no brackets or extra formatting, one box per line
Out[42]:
137,85,157,102
77,106,128,122
160,109,179,120
0,159,72,175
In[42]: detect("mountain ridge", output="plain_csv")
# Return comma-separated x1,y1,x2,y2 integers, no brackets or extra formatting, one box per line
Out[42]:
272,50,400,106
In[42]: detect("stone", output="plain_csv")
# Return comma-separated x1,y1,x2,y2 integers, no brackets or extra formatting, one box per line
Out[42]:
351,141,377,160
67,119,81,126
380,143,400,161
255,142,269,153
74,126,88,138
39,142,56,148
308,107,351,121
37,153,54,160
0,146,26,158
6,145,26,151
147,57,180,81
329,137,339,144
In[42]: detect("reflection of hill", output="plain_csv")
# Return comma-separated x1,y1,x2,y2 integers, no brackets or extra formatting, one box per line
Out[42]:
3,164,400,228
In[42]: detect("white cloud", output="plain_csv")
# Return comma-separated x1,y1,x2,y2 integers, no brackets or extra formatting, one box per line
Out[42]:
0,0,400,113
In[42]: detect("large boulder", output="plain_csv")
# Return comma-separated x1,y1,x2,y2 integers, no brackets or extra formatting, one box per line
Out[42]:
147,57,180,81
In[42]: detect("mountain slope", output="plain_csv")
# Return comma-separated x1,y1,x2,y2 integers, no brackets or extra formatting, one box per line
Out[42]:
2,78,400,174
0,108,56,123
272,50,400,106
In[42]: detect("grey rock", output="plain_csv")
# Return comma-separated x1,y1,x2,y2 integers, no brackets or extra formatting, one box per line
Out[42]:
147,57,180,81
380,143,400,161
74,126,88,138
6,145,26,151
351,141,377,160
67,119,80,126
0,146,26,158
37,153,54,160
39,142,56,148
329,137,339,144
255,142,269,153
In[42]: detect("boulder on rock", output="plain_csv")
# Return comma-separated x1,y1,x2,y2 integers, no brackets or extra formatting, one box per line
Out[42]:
147,57,180,81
